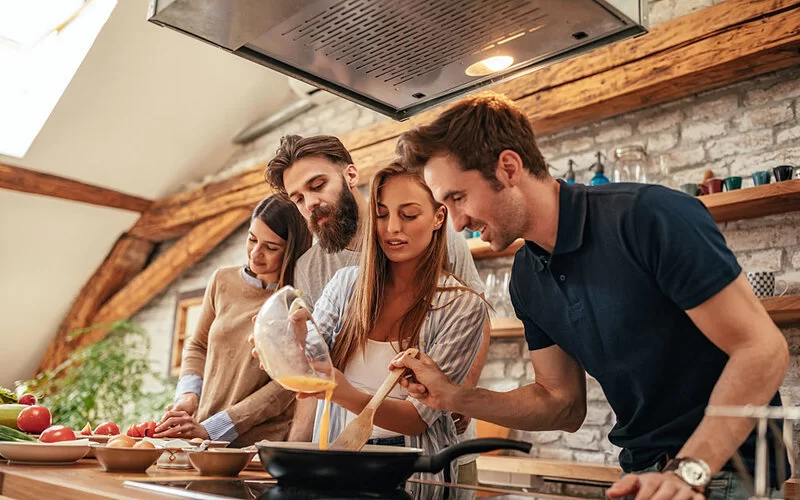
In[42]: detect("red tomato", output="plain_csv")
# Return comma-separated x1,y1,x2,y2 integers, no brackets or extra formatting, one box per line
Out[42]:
94,422,120,436
80,423,93,436
17,405,51,434
40,425,76,443
18,394,37,406
126,424,141,438
145,421,156,438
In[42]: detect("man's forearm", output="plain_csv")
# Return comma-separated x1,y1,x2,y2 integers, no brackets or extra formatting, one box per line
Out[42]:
451,381,586,432
287,398,316,441
678,340,788,473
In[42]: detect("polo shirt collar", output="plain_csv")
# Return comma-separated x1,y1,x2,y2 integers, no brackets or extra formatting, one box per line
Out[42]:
241,265,278,291
524,180,588,270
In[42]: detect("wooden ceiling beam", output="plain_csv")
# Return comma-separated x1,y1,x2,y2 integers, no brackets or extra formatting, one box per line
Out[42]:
0,163,152,213
118,0,800,243
63,208,251,363
36,234,155,374
128,171,269,242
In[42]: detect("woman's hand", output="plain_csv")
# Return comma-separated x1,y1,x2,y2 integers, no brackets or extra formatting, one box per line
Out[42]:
154,410,210,440
166,392,199,416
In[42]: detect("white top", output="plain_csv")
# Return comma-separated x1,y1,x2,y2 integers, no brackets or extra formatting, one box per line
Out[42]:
343,339,408,439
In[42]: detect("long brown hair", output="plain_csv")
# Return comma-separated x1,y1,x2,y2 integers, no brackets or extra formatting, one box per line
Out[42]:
330,164,473,370
251,195,312,288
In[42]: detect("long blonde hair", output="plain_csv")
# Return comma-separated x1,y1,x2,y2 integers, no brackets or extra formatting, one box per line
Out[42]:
330,164,474,370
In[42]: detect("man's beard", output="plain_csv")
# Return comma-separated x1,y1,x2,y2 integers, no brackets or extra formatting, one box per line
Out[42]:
310,180,360,253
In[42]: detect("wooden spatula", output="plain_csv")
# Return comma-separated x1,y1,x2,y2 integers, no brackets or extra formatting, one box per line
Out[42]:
329,348,419,451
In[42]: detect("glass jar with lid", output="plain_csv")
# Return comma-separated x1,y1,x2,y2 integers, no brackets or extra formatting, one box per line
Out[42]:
614,145,650,183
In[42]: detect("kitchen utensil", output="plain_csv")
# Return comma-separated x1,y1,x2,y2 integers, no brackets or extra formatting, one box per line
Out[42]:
252,286,335,390
723,176,742,191
773,165,794,182
752,171,771,186
330,348,419,451
187,448,257,476
679,183,699,196
256,438,531,492
0,440,90,465
93,445,163,472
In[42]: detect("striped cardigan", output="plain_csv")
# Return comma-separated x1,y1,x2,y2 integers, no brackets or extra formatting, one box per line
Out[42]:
309,266,486,488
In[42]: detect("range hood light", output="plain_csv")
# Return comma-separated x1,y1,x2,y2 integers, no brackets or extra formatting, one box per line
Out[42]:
465,56,515,77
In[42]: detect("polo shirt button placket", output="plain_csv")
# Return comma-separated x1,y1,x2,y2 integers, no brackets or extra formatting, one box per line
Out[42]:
559,275,566,282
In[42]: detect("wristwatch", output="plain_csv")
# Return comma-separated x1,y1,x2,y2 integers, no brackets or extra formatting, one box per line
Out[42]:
663,457,712,491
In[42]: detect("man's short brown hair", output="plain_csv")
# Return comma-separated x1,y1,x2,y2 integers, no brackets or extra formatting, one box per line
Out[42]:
265,135,354,194
396,92,548,185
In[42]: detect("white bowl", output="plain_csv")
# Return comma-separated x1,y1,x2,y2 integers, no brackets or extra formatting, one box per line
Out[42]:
0,440,90,465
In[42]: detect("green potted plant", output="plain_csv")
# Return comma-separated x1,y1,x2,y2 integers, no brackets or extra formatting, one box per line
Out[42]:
17,320,175,429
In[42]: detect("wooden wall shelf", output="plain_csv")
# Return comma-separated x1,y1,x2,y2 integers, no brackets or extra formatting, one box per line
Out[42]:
701,179,800,222
490,295,800,338
470,180,800,260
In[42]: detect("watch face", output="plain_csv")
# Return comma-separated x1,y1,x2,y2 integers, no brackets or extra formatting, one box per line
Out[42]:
679,461,711,487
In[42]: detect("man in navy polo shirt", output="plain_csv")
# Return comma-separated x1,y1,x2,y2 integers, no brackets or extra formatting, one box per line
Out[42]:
391,93,789,500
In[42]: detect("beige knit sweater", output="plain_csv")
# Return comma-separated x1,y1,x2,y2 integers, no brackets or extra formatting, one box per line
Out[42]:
181,266,295,446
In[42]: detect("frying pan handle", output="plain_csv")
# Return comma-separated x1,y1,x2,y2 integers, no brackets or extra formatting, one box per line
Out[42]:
413,438,532,473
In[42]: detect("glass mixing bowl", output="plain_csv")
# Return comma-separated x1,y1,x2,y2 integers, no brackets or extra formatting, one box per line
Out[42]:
252,286,335,393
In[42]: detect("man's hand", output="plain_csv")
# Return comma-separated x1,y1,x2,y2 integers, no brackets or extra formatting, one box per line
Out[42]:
452,413,471,434
607,472,705,500
390,352,459,411
167,392,199,416
154,410,210,440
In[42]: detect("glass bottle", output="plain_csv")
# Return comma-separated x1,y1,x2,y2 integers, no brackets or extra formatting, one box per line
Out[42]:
566,160,577,184
589,152,610,185
614,145,649,183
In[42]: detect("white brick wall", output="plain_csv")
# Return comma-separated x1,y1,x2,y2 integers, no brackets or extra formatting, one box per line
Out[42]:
131,0,800,471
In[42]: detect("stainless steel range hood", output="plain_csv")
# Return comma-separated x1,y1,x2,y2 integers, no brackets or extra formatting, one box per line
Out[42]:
147,0,647,121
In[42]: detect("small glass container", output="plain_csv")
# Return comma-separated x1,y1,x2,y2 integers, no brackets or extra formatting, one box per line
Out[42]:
614,145,649,183
589,152,610,185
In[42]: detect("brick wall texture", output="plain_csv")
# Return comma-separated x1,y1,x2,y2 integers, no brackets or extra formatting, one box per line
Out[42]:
133,0,800,469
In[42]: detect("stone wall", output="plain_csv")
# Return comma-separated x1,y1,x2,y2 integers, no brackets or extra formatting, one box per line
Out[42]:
132,0,800,470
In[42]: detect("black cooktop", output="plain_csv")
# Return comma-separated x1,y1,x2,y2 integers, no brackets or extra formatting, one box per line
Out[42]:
123,478,543,500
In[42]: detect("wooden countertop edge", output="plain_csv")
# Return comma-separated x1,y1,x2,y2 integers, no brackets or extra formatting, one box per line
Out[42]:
0,460,271,500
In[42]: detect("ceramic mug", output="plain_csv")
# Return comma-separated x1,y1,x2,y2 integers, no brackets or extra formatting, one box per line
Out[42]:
773,165,794,182
722,176,742,191
679,183,699,196
751,171,771,186
702,178,724,194
746,271,788,298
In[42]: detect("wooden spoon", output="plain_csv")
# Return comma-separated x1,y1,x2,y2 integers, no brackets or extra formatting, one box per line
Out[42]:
329,348,419,451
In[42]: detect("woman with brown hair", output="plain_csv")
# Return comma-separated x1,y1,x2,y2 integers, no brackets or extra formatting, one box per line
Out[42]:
291,164,486,484
155,195,312,446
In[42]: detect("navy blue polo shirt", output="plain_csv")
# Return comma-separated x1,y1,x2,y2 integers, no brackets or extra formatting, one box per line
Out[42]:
510,180,785,481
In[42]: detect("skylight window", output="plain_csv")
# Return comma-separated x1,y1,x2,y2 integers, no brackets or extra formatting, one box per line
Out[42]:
0,0,117,158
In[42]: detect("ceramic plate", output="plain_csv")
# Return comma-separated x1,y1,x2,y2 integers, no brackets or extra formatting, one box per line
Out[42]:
0,440,90,464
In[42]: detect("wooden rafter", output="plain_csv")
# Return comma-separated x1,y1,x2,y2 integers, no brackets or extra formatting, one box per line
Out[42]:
36,234,155,374
0,163,152,213
121,0,800,243
38,209,251,373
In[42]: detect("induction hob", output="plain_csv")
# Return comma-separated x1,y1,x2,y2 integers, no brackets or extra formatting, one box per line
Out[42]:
124,478,554,500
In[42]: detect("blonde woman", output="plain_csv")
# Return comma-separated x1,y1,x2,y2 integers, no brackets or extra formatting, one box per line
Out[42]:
293,164,486,485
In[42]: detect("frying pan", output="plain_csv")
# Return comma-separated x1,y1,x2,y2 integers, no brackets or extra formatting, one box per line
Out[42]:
256,438,532,492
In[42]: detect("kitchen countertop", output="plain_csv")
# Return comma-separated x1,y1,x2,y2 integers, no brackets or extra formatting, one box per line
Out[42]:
0,459,271,500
